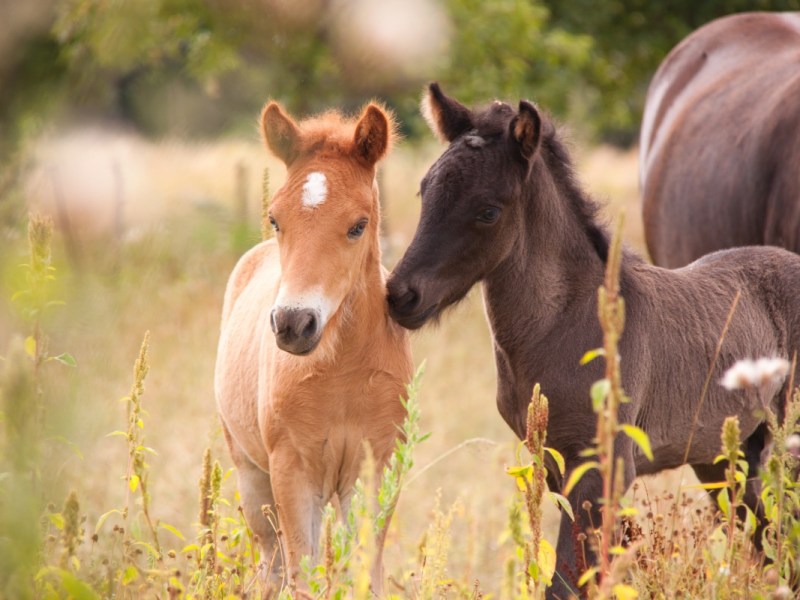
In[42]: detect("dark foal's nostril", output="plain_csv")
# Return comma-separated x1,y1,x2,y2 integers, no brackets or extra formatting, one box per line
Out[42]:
270,308,280,334
388,284,420,314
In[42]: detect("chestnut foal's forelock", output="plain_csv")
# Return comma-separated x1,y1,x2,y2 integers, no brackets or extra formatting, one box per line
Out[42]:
269,154,380,361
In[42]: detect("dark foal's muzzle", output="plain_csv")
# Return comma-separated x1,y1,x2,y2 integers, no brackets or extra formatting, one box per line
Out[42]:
386,277,438,330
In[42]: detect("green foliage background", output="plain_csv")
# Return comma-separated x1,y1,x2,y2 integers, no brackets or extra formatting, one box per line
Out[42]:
3,0,800,159
3,3,800,596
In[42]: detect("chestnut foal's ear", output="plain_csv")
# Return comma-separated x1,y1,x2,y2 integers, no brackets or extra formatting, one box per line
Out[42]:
354,103,392,166
421,82,473,143
510,100,542,162
260,102,302,165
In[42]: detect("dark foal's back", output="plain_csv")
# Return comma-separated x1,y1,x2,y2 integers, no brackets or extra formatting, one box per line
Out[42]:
388,83,800,598
640,11,800,268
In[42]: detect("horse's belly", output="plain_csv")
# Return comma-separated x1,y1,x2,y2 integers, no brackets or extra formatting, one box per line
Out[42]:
215,245,280,472
637,389,779,476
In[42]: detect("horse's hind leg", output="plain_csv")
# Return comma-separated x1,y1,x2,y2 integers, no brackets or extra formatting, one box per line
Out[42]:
221,425,283,595
691,422,769,550
743,422,770,551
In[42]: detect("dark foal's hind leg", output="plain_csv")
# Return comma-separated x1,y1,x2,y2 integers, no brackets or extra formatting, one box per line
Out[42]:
691,422,770,551
743,422,770,551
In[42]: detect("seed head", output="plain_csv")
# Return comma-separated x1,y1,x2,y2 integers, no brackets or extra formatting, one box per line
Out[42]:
721,416,741,458
786,433,800,459
720,357,790,390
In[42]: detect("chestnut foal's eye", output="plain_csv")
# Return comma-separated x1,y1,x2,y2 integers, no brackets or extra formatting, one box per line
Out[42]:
476,206,501,224
347,219,368,239
269,215,280,232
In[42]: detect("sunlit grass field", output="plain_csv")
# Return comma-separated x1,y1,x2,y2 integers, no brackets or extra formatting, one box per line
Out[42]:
3,126,796,598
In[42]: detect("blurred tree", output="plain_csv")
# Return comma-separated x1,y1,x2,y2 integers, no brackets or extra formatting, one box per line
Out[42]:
3,0,800,155
0,1,63,158
45,0,449,136
425,0,594,138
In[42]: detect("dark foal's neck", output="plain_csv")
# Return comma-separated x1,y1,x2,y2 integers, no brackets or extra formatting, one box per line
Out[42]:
485,136,608,328
481,135,609,432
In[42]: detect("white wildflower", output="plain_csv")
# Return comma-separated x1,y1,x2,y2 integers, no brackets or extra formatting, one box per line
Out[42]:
787,433,800,459
720,357,791,391
773,585,792,600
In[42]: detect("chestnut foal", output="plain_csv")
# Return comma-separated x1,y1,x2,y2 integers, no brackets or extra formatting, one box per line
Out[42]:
215,101,412,594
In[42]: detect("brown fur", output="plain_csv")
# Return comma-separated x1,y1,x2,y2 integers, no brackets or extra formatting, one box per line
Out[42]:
387,84,800,598
640,12,800,267
215,102,411,594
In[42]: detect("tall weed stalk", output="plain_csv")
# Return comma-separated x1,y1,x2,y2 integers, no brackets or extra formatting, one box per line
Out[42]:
505,384,568,598
1,214,77,598
761,384,800,592
566,215,651,598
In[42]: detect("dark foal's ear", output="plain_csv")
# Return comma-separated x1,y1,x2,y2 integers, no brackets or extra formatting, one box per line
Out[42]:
421,82,474,143
261,102,302,165
354,103,392,166
510,100,542,162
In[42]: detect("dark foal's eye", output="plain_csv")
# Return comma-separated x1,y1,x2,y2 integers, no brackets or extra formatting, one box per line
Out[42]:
348,219,368,239
476,206,501,224
269,215,280,232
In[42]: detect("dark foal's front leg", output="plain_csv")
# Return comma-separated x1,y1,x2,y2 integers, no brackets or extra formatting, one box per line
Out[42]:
548,438,636,600
549,466,603,599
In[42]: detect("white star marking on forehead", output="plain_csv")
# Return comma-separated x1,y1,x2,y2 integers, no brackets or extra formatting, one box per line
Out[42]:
302,172,327,208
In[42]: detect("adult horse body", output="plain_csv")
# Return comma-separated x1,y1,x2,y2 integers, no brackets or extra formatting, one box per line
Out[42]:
215,102,412,592
640,11,800,268
387,84,800,597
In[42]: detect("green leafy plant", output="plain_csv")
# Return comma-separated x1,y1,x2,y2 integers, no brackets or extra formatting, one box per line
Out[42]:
1,213,79,599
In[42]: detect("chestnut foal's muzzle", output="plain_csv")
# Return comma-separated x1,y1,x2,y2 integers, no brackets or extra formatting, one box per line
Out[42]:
270,306,321,355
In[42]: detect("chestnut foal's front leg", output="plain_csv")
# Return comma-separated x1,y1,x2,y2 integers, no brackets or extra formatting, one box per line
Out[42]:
221,425,283,597
269,449,325,592
338,470,393,597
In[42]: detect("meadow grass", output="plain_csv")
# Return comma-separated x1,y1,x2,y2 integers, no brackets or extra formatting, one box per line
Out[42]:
1,131,798,598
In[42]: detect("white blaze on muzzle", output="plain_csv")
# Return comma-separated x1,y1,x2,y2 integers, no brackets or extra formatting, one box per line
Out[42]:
273,285,335,330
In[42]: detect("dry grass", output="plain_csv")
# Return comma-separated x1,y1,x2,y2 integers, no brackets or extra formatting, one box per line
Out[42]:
2,127,717,595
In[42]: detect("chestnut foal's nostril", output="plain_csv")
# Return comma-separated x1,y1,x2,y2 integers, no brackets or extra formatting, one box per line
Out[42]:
299,312,317,340
270,309,279,334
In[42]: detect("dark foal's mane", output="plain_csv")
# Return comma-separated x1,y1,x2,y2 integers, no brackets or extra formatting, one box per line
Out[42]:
539,130,610,263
